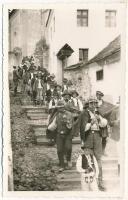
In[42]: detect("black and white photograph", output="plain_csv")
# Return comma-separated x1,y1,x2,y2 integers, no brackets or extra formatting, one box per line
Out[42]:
2,1,127,198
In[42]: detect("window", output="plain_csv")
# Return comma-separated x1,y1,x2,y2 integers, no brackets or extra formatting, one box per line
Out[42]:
96,70,104,81
105,10,116,27
79,49,88,62
77,10,88,27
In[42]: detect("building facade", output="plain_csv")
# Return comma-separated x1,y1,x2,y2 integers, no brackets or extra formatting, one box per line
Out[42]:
65,36,121,105
43,4,125,84
9,9,44,77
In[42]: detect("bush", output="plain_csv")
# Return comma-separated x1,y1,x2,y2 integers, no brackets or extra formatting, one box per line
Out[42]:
11,96,58,191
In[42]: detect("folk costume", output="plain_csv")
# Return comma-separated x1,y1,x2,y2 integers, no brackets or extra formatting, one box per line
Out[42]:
76,150,99,191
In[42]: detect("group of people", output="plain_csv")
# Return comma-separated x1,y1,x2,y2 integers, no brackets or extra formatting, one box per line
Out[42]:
12,59,120,191
12,57,80,107
47,90,120,191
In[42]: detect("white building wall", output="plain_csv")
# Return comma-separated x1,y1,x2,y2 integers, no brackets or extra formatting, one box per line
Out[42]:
88,60,121,105
45,3,125,84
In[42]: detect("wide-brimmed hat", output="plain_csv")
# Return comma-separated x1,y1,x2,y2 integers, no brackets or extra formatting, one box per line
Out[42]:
71,90,79,96
83,101,89,109
62,90,72,97
63,78,68,83
88,97,98,103
56,84,62,89
50,73,55,78
96,91,104,97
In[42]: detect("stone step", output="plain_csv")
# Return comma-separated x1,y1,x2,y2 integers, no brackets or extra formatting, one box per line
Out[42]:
27,110,48,114
27,112,48,118
62,167,118,178
58,176,119,186
102,167,118,177
58,178,120,191
36,137,49,145
26,119,48,127
34,130,46,137
22,105,48,113
58,170,118,181
27,115,48,120
58,184,81,191
101,157,118,168
72,157,118,168
33,127,47,132
103,177,120,191
36,136,81,145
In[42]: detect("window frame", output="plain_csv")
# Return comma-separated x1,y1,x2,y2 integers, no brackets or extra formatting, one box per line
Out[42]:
105,10,117,27
79,48,88,62
77,9,88,27
96,69,104,81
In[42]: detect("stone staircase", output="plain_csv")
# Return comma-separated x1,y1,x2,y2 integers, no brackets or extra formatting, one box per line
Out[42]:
22,105,81,145
22,105,120,192
57,156,120,192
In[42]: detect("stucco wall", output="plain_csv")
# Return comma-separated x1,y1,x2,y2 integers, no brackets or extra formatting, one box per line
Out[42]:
45,4,125,84
65,57,121,105
65,67,91,100
88,60,121,104
9,10,43,74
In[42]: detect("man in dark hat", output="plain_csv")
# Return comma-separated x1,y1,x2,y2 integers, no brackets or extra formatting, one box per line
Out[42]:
79,97,107,191
46,81,56,103
71,90,83,111
96,91,114,155
13,66,20,96
54,84,62,100
96,91,114,116
62,90,73,107
62,78,68,92
54,102,74,172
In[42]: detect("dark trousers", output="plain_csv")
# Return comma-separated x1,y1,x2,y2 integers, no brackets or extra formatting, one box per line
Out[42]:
102,137,107,153
13,81,18,95
56,134,72,167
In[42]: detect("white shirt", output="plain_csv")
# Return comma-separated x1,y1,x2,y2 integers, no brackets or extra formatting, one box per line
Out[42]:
97,99,103,107
38,79,42,89
47,83,50,90
31,73,34,79
72,98,83,111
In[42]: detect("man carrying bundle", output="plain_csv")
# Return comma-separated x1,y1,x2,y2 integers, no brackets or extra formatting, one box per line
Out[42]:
47,91,76,172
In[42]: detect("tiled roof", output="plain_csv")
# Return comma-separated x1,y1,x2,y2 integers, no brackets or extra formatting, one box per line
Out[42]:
64,62,84,71
87,35,120,64
65,35,120,71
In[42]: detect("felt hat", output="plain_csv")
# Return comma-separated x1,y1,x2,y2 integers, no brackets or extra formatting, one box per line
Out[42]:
56,84,62,89
50,73,55,78
71,90,79,97
96,91,104,97
63,78,68,83
88,97,98,103
62,90,72,97
83,101,89,109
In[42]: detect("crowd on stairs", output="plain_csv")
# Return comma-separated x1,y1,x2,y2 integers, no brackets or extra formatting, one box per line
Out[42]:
11,56,120,192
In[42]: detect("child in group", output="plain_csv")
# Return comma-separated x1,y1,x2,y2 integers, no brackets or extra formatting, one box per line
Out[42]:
76,147,99,191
